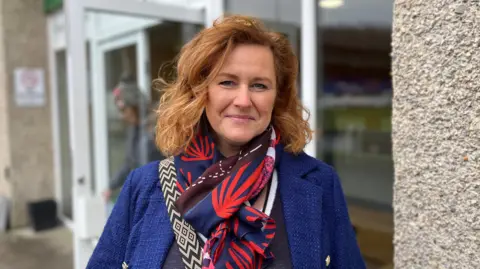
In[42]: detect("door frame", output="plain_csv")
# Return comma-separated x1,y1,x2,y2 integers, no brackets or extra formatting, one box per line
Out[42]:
47,12,75,229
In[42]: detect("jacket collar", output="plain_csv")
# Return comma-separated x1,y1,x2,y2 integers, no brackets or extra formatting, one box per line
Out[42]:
277,149,324,267
276,145,319,177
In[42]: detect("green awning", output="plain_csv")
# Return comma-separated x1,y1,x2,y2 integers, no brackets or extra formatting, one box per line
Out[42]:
43,0,62,14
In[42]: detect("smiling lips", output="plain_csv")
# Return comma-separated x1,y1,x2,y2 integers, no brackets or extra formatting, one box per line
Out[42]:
226,114,255,123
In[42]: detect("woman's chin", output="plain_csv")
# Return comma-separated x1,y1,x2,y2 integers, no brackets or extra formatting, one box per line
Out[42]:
223,133,255,147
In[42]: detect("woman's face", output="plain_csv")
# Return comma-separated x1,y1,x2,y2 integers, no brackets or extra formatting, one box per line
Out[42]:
121,106,139,126
206,44,277,155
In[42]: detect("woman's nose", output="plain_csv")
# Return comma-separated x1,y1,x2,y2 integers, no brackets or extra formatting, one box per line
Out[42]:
233,85,252,107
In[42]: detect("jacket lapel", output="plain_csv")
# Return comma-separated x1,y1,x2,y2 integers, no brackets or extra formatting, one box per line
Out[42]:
277,150,324,268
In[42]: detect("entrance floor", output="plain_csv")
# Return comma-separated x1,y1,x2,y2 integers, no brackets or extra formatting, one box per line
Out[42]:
0,226,73,269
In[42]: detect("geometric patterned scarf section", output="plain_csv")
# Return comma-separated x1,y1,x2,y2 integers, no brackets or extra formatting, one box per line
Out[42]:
174,126,280,269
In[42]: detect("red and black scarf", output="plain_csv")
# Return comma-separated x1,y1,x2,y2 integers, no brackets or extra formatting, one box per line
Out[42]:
174,125,280,269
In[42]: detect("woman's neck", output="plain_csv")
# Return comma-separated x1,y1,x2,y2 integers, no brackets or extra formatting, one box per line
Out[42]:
207,123,245,157
216,137,244,157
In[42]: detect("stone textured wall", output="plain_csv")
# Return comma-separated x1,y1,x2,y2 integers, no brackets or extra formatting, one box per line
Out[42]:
392,1,480,268
1,0,54,227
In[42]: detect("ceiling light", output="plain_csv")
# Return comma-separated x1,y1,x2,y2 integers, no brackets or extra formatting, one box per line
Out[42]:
319,0,344,9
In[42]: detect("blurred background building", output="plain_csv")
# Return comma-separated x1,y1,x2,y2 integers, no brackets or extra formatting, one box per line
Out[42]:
0,0,396,268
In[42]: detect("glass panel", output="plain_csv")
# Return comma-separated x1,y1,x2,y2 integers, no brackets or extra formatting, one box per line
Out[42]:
318,13,394,269
104,45,139,180
87,43,96,193
55,50,73,219
148,21,203,101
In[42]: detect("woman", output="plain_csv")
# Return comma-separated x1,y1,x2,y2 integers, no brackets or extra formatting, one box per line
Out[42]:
88,15,365,269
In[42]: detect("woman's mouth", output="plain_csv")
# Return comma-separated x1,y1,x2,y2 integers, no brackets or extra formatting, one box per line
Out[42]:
226,115,255,123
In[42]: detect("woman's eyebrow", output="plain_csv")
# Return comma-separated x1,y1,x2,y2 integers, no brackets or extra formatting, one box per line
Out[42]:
217,72,238,79
252,76,273,85
218,72,273,85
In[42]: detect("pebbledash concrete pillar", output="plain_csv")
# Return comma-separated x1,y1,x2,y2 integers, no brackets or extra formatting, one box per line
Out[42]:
392,1,480,268
0,0,54,228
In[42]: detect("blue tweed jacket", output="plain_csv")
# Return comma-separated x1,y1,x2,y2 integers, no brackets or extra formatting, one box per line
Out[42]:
87,150,365,269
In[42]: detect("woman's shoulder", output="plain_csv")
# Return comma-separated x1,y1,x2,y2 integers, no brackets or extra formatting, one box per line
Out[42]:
300,153,336,173
122,160,171,225
130,160,161,183
127,160,163,201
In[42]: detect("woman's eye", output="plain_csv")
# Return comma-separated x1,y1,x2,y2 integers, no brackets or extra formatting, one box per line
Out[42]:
219,81,235,87
251,83,267,90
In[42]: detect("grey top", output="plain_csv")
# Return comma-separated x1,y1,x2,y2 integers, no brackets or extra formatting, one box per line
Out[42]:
163,182,292,268
109,124,165,190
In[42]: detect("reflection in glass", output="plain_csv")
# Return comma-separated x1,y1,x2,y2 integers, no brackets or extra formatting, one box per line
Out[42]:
102,21,203,205
317,28,394,267
319,29,393,207
104,45,139,180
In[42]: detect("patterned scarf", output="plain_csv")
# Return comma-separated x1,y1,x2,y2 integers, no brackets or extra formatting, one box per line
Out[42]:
174,125,280,269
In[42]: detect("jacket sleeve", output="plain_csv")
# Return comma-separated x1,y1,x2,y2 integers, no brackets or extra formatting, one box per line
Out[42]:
328,168,366,269
87,169,137,268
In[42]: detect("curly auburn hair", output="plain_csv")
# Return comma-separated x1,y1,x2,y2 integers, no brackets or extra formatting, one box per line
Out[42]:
155,15,313,156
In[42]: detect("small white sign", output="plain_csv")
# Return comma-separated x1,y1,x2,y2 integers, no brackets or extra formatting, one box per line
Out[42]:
14,68,45,107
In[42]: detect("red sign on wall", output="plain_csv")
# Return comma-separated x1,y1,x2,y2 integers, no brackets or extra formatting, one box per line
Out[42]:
14,68,45,107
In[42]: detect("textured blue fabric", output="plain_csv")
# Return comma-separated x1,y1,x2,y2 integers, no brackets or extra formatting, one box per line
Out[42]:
87,149,366,269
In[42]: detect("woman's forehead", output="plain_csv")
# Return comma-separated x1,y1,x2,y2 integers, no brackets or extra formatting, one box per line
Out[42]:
216,45,275,79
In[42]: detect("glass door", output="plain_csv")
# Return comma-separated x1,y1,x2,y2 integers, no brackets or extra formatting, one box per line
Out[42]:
91,30,152,199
